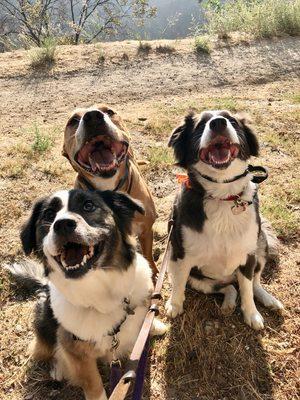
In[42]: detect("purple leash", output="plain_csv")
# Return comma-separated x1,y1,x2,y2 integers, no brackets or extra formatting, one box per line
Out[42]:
110,360,123,395
109,337,150,399
131,337,150,400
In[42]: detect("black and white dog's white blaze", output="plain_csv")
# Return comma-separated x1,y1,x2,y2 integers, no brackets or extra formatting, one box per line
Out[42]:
12,189,166,400
166,110,283,330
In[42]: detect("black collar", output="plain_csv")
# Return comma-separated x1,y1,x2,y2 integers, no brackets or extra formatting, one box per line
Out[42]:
191,164,268,184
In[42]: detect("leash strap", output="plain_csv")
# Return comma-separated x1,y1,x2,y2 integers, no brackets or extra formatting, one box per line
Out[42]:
108,224,173,400
248,164,268,184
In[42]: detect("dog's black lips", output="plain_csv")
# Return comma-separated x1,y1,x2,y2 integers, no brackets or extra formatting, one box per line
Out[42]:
54,241,104,277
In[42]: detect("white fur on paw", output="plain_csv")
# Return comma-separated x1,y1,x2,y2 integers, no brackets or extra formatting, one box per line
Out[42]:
165,299,183,319
243,310,264,330
50,362,64,381
264,296,284,312
151,318,168,336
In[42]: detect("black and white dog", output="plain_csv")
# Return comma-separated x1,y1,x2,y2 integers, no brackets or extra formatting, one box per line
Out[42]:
7,189,166,400
165,110,283,330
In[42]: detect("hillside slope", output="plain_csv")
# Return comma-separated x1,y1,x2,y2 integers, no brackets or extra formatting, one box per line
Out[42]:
0,37,299,400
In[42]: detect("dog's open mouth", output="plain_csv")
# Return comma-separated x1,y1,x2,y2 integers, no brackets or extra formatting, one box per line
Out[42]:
199,136,240,169
76,135,128,175
54,242,101,271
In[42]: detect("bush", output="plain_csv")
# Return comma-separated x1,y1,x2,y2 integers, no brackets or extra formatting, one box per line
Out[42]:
29,37,56,69
205,0,300,38
137,41,152,55
155,44,176,54
194,36,211,54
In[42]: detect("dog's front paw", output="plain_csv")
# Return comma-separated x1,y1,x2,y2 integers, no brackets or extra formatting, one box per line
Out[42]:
50,361,65,382
243,310,264,330
165,299,183,318
151,318,168,336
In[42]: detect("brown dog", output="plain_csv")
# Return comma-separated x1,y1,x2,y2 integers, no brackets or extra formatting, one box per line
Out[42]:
62,104,158,275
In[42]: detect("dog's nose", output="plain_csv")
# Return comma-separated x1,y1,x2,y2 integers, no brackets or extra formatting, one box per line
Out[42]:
209,117,227,132
54,219,77,236
83,110,104,124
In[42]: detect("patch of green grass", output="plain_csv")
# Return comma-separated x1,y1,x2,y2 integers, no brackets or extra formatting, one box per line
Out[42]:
261,186,300,240
194,36,211,54
211,97,238,111
147,146,174,167
288,93,300,104
204,0,300,38
29,37,57,69
143,118,175,137
31,124,53,154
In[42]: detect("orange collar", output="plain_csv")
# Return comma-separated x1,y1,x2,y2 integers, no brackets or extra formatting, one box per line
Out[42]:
176,173,192,189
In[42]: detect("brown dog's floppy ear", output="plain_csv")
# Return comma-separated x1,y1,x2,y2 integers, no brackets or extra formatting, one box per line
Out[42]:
236,114,259,157
168,112,195,167
20,198,45,255
99,191,144,234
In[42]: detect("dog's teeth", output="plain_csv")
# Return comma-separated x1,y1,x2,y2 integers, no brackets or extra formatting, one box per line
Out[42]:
62,259,68,268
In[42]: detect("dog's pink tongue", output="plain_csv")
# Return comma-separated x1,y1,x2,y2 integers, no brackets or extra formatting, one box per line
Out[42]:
89,148,115,170
64,245,85,266
210,147,230,162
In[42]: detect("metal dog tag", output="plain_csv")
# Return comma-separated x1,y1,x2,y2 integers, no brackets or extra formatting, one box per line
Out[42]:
231,200,247,215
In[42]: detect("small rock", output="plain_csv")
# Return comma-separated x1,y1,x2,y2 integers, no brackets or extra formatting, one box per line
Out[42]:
138,117,147,121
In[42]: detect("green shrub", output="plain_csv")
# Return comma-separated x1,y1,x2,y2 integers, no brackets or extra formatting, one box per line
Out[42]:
205,0,300,38
29,37,56,69
31,124,53,153
194,36,211,54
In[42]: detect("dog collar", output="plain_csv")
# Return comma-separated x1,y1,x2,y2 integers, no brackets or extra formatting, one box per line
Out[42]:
208,192,253,215
78,156,133,193
191,164,268,184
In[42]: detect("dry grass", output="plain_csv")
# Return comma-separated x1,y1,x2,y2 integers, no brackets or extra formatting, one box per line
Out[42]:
0,39,299,400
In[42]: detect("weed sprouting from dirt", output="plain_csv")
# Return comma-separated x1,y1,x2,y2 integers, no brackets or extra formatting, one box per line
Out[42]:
31,124,53,154
138,41,152,55
194,36,211,54
96,45,105,64
29,37,57,70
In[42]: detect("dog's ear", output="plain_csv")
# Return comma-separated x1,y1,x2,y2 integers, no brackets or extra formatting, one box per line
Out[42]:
99,191,145,233
237,115,259,157
168,112,195,167
20,198,45,255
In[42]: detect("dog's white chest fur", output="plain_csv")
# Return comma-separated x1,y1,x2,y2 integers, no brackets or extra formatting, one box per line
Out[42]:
49,254,152,359
182,199,258,278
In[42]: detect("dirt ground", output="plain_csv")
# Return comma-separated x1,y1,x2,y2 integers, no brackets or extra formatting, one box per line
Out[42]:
0,36,299,400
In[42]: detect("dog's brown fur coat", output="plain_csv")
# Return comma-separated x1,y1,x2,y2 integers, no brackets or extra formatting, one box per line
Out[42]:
63,104,158,275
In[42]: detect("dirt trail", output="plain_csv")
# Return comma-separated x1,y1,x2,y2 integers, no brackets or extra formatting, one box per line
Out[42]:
0,37,299,135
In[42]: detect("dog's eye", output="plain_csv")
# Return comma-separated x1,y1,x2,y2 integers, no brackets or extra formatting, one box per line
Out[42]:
43,209,56,221
106,109,115,117
228,117,238,126
68,115,80,126
83,200,96,212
